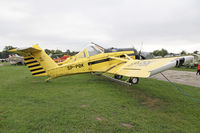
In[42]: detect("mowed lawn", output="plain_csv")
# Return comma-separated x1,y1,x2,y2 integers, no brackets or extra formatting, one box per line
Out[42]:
171,66,197,72
0,64,200,133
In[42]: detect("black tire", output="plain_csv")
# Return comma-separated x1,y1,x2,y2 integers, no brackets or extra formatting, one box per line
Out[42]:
129,77,139,84
114,75,123,79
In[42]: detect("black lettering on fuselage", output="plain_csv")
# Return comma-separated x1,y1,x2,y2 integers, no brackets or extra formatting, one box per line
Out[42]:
67,64,84,70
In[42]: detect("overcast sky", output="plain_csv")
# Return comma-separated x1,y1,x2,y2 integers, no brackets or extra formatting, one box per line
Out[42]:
0,0,199,53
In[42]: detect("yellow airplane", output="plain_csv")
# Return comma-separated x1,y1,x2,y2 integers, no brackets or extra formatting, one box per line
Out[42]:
10,43,193,84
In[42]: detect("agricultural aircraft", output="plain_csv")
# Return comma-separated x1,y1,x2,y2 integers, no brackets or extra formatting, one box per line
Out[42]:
10,43,193,84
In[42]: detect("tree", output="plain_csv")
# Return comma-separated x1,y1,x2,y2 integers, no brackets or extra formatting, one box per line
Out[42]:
64,49,78,56
3,46,16,51
44,49,51,55
64,49,71,55
193,50,199,54
55,50,62,54
180,50,187,55
160,49,168,57
50,50,55,55
54,50,63,58
1,46,16,58
0,52,2,58
152,50,160,56
153,49,168,57
70,51,78,56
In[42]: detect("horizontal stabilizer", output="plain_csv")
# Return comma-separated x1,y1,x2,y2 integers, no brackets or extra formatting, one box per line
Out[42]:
9,46,41,54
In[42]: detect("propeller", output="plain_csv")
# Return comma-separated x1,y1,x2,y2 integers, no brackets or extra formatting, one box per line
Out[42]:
138,42,146,60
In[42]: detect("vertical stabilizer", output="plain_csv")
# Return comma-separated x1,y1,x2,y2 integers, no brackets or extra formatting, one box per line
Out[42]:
10,44,58,76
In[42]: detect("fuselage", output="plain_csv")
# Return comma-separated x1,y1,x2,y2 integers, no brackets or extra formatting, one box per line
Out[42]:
47,49,137,78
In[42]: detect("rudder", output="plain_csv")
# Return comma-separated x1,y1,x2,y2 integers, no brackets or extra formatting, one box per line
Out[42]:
24,55,47,76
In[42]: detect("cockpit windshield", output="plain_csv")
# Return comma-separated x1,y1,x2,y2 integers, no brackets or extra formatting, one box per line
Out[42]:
72,44,104,61
86,45,103,57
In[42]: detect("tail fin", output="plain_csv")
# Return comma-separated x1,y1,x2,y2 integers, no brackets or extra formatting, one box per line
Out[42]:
10,44,58,77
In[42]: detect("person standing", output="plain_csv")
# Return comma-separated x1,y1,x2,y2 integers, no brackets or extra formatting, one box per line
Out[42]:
197,63,200,75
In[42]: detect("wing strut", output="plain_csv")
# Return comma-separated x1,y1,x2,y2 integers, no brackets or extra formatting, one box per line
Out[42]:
161,72,200,105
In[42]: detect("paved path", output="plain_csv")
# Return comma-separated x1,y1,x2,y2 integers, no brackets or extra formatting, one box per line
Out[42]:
151,70,200,88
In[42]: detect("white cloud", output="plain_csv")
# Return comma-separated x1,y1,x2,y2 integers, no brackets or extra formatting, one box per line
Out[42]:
0,0,199,53
0,1,29,21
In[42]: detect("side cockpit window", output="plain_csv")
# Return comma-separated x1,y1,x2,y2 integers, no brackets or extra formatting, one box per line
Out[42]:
78,51,86,58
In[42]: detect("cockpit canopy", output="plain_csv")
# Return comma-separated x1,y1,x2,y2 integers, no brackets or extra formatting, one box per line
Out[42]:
72,43,137,61
85,44,104,57
71,44,104,61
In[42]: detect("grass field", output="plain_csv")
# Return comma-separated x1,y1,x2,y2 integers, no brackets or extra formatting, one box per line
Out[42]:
0,63,200,133
171,66,197,72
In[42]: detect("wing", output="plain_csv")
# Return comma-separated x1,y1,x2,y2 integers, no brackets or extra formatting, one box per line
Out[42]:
106,56,193,78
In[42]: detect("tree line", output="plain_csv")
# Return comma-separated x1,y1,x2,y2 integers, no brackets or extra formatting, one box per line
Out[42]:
0,45,199,59
152,49,199,57
0,46,78,59
44,49,78,58
0,46,16,59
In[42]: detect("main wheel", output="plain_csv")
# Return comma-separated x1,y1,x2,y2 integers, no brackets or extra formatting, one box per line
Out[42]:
129,77,139,84
114,74,123,79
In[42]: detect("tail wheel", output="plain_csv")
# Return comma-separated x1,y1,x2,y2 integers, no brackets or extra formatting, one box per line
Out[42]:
114,74,123,79
129,77,139,84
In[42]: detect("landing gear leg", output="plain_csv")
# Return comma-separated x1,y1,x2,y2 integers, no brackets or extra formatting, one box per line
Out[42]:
114,74,123,79
129,77,139,84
